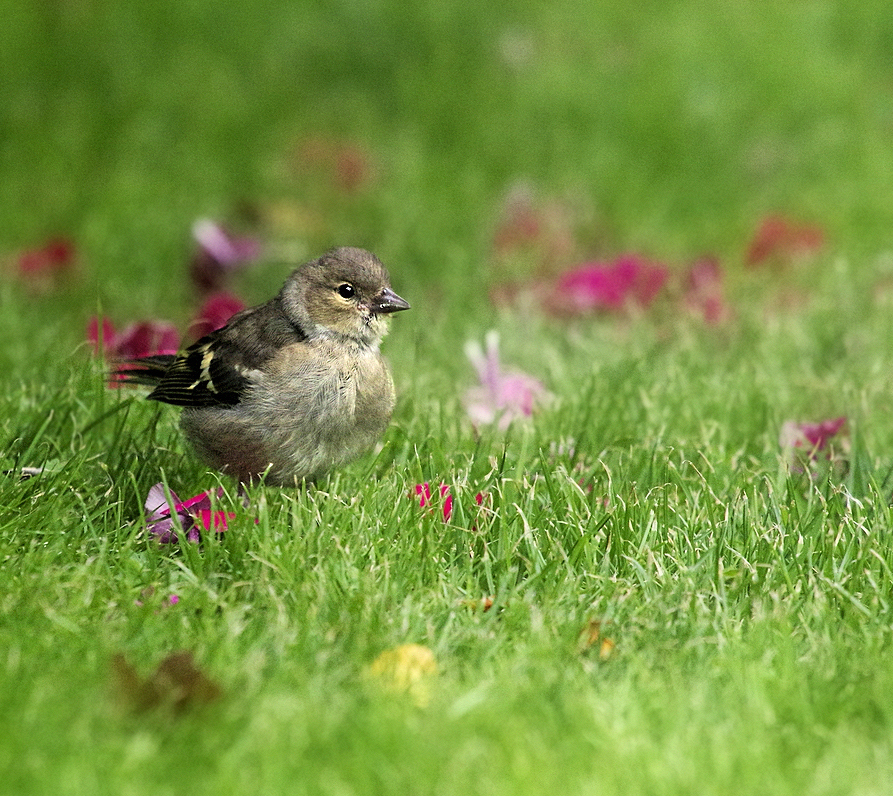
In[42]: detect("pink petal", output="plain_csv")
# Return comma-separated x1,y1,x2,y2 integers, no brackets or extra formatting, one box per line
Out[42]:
780,417,847,456
552,255,668,314
746,215,824,266
174,489,216,514
195,509,235,533
190,291,245,338
87,316,118,355
412,483,485,523
18,237,75,275
493,189,542,254
441,488,454,521
683,257,729,325
415,483,433,507
192,219,262,266
463,332,545,429
799,417,847,449
114,321,180,359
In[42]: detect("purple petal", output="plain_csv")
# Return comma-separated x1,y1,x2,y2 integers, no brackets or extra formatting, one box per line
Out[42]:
192,219,262,267
145,483,180,522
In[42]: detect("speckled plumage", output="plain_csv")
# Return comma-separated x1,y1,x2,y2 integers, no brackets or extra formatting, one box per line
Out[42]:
120,247,409,485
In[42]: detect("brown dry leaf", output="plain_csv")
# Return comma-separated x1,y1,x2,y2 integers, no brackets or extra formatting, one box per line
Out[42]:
112,651,222,714
367,644,437,707
459,596,495,613
577,620,615,661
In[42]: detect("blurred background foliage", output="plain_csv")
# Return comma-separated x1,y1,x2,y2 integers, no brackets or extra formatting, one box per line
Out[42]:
4,1,893,271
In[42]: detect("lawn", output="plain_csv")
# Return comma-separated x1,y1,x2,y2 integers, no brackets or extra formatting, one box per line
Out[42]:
3,2,893,794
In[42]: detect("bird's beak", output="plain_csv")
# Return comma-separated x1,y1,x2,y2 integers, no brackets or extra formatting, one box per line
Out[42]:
371,287,411,314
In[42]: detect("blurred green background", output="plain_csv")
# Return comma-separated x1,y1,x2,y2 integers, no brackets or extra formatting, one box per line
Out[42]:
4,1,893,316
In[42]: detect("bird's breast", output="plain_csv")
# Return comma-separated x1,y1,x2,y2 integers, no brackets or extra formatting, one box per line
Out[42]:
261,341,394,430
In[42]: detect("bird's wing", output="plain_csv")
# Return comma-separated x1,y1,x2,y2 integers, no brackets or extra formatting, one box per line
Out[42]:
120,299,308,408
144,334,252,407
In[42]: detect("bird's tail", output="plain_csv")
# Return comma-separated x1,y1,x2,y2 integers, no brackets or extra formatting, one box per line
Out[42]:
112,355,177,387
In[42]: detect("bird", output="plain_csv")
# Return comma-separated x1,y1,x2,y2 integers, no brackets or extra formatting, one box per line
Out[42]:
118,247,410,485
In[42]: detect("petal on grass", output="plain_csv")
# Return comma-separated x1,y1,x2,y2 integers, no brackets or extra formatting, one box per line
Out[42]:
546,255,669,315
779,417,847,454
190,219,262,294
366,644,437,707
463,331,546,429
144,483,233,544
746,214,824,266
683,257,730,325
18,236,76,277
490,182,581,275
780,417,848,476
88,317,180,360
414,482,484,522
189,291,245,338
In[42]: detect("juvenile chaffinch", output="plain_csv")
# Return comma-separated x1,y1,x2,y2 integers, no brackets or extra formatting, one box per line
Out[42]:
120,247,410,485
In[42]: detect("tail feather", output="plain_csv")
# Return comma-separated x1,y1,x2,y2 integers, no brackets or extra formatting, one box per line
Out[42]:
113,355,177,387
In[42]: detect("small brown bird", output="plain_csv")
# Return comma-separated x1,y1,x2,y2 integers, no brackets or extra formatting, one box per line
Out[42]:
120,247,410,485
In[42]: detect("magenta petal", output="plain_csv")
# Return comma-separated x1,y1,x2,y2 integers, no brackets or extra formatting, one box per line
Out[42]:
87,316,118,355
190,292,246,338
415,483,433,508
143,484,235,543
463,331,545,428
175,489,215,513
799,417,847,449
554,255,668,313
116,321,180,359
144,484,195,543
780,417,847,471
195,509,235,533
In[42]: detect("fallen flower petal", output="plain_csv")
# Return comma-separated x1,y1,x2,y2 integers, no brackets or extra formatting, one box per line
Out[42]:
746,214,824,266
144,482,234,544
547,254,669,315
464,331,546,429
780,417,848,476
414,482,484,522
780,417,847,453
190,219,262,294
189,291,245,338
415,482,452,521
683,257,730,325
88,317,180,360
490,182,579,274
193,219,262,266
18,236,75,276
366,644,437,707
134,587,181,610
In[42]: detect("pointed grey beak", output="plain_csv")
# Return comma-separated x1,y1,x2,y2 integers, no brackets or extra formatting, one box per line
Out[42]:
371,287,410,314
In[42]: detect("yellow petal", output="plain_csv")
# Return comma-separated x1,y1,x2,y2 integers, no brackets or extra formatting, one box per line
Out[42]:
367,643,437,706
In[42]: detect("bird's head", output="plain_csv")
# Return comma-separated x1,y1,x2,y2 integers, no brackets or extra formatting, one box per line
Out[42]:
280,247,410,346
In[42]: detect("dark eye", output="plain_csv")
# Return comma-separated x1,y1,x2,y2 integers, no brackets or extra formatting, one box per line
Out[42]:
337,283,356,299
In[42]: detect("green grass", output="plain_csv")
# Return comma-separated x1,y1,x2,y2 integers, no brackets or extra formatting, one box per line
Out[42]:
3,1,893,794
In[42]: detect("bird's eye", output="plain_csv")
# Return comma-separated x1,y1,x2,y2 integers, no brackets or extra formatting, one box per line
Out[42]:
337,283,356,299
